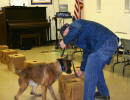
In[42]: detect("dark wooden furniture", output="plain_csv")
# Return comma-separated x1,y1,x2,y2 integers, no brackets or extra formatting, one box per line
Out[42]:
0,11,7,45
2,6,50,48
20,33,41,48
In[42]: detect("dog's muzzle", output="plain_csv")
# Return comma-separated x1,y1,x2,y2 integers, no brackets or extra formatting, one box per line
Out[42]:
58,59,72,74
58,59,65,71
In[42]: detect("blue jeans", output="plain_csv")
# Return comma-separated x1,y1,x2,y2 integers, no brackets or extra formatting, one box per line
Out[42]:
83,36,119,100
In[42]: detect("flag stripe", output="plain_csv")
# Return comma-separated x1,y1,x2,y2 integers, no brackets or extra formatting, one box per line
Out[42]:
74,0,83,20
74,11,78,20
75,4,79,13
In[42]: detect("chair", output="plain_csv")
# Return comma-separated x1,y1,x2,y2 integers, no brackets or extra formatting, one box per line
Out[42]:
118,39,130,76
112,39,124,72
112,32,127,72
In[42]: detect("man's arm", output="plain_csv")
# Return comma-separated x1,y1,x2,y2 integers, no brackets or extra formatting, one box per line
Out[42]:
80,50,89,72
76,50,89,77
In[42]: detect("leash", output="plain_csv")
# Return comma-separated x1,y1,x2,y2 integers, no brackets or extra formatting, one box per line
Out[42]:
40,48,65,57
72,61,85,79
40,49,59,53
60,49,65,57
72,61,78,77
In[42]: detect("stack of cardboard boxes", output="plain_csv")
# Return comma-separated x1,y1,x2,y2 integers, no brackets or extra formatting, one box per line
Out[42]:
0,45,45,72
0,45,41,71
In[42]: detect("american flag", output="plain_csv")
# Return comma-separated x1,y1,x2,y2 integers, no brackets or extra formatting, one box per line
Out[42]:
74,0,84,20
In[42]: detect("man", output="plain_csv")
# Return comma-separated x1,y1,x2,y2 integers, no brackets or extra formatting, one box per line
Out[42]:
60,19,119,100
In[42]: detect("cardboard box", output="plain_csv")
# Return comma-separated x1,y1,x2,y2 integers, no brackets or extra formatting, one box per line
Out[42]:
0,45,8,50
0,45,8,62
58,72,84,100
24,60,44,68
58,72,76,96
0,49,10,63
2,49,17,64
0,50,4,63
59,77,84,100
8,54,26,71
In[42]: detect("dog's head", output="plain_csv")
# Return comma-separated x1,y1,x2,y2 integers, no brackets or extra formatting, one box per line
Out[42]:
57,58,72,74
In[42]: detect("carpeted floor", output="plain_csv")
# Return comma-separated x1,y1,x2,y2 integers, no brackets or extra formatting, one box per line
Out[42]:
0,45,130,100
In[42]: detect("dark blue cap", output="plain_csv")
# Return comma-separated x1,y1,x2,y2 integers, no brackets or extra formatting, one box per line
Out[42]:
60,23,70,36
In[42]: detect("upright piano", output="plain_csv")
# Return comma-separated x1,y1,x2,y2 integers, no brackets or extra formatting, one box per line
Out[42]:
2,6,50,48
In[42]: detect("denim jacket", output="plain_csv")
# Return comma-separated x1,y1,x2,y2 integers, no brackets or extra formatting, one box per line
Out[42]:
63,19,118,71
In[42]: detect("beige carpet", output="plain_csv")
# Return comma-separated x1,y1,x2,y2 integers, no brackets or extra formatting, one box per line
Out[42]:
0,45,130,100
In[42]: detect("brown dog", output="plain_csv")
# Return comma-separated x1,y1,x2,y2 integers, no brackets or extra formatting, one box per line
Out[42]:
14,58,72,100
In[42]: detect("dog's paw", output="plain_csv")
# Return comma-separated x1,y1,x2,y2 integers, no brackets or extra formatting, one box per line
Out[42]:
30,92,42,96
14,96,18,100
35,94,42,96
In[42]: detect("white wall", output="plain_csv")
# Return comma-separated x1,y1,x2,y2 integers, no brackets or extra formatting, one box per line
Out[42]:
0,0,9,8
84,0,130,39
0,0,130,40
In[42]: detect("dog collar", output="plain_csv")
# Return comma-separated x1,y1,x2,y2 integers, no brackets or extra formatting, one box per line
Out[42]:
58,59,65,71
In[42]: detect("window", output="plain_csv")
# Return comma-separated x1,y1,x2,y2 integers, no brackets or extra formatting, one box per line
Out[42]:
124,0,130,13
97,0,101,13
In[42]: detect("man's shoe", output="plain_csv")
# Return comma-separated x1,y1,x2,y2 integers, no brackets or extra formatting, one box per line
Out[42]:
94,92,110,99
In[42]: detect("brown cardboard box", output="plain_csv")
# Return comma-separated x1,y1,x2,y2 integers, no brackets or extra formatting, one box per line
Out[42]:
24,60,44,68
0,50,4,62
2,49,17,64
0,49,10,63
58,72,85,100
59,77,84,100
0,45,8,62
0,45,8,50
58,72,77,97
8,54,26,71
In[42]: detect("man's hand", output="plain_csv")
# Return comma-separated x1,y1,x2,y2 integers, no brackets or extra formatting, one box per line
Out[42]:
76,70,83,77
60,40,66,49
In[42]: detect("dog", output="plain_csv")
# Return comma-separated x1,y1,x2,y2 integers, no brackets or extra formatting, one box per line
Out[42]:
14,57,72,100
